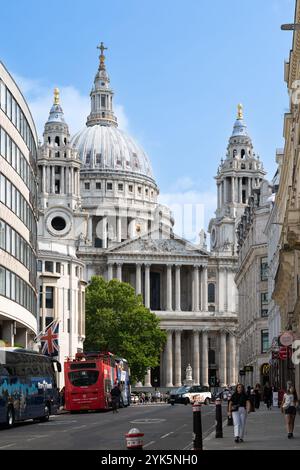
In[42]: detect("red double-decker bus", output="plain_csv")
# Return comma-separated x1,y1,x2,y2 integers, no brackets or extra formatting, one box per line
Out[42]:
64,352,117,412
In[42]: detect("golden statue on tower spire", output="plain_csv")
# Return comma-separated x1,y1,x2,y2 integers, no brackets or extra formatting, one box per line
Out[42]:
237,103,243,120
54,88,60,105
97,42,108,70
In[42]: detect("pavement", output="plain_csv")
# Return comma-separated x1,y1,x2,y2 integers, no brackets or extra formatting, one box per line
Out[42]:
204,405,300,450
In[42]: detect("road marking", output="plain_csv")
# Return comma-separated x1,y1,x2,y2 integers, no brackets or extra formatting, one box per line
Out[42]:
26,435,49,442
143,441,156,448
0,443,16,449
161,432,174,439
71,425,87,430
130,418,166,424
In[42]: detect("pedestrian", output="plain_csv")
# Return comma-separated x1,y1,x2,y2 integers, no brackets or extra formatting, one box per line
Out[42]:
263,382,273,410
110,383,121,413
281,385,299,439
228,383,251,443
60,386,65,409
254,384,261,409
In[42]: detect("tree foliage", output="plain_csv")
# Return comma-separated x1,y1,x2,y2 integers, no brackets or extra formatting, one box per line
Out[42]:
85,276,167,382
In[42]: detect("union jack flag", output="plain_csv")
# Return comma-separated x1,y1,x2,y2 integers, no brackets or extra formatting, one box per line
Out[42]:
40,320,60,357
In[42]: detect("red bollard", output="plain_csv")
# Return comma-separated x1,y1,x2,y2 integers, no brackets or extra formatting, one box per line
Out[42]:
125,428,144,450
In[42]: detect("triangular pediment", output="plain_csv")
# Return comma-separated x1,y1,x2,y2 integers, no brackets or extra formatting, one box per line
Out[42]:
107,231,209,257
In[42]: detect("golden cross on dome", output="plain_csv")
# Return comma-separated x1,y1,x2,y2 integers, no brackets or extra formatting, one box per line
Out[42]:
237,103,243,120
97,42,108,69
54,88,60,105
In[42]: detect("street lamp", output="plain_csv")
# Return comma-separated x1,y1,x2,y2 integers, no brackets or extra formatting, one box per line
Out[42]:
281,23,300,31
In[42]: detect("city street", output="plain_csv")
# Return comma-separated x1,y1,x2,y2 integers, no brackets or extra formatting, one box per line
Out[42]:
0,403,217,450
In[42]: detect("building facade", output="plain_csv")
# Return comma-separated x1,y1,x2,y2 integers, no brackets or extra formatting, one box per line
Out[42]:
0,62,38,347
236,181,273,386
273,0,300,397
37,89,87,381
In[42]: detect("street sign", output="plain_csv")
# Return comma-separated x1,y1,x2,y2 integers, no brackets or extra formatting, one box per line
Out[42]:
280,331,294,347
279,346,291,360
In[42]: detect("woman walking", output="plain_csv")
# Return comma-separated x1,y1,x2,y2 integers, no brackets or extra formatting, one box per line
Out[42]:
281,385,298,438
228,384,251,443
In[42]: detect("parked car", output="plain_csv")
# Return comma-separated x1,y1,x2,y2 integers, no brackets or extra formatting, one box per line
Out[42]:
169,385,211,405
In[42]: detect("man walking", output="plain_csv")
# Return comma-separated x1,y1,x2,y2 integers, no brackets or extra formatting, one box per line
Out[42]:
110,383,121,413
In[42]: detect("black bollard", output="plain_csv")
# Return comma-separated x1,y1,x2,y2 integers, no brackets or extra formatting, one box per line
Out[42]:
215,398,223,438
193,402,203,450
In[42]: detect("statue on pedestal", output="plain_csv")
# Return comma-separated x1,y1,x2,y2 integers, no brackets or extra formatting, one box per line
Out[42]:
184,364,194,386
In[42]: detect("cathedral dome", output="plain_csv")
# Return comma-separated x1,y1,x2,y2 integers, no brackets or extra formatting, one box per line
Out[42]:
71,43,156,184
71,124,154,182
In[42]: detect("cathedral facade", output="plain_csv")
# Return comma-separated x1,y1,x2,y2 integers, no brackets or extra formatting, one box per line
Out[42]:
37,44,265,388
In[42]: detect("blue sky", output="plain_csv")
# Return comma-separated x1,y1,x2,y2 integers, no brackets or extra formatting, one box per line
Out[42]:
0,0,295,239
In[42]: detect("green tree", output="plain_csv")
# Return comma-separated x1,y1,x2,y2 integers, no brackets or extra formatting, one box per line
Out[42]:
85,276,167,383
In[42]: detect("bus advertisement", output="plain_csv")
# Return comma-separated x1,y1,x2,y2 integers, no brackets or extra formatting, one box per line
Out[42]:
64,352,117,412
115,357,130,407
0,348,61,428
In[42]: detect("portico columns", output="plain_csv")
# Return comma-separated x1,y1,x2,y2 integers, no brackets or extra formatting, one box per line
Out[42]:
175,330,182,387
166,330,174,387
220,331,227,387
193,265,199,312
135,263,142,295
202,330,209,387
144,368,152,387
145,264,151,309
175,265,181,311
167,265,173,311
117,216,122,243
117,263,122,281
201,266,208,312
193,330,200,385
107,263,113,281
102,216,108,249
229,333,237,385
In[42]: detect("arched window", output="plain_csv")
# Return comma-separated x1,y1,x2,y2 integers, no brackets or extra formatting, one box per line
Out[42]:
48,137,51,144
208,283,215,303
55,136,60,147
241,149,246,159
64,138,67,145
233,149,237,158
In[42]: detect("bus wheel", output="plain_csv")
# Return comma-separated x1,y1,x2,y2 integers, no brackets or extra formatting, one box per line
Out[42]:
6,406,14,428
39,404,50,422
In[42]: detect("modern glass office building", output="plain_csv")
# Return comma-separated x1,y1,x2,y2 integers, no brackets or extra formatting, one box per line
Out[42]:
0,61,38,347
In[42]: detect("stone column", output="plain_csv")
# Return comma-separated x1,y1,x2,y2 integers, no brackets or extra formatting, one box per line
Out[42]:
136,263,142,295
166,330,173,387
42,165,46,193
220,331,227,387
248,177,251,200
102,216,107,249
175,265,181,311
117,216,122,243
201,330,209,387
145,264,151,309
239,177,243,203
201,266,208,312
192,265,199,312
167,265,173,311
2,321,14,347
231,177,235,204
42,284,46,332
175,330,182,387
51,166,55,194
229,334,237,386
117,263,123,281
107,263,113,281
144,368,152,387
224,268,228,312
223,179,226,204
193,330,200,385
218,267,225,312
61,167,65,194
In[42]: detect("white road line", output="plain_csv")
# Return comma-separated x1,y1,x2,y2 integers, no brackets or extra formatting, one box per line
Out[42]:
143,441,156,448
0,443,16,449
161,432,174,439
26,435,49,442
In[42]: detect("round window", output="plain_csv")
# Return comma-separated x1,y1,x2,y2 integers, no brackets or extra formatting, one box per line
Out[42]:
51,216,66,231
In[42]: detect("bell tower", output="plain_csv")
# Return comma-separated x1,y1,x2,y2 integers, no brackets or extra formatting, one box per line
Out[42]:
37,89,88,244
208,105,266,255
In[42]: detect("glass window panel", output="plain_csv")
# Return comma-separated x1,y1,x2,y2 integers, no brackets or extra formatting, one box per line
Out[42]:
0,266,5,295
0,220,5,249
5,224,11,252
6,179,11,209
0,128,6,157
0,81,6,111
6,90,12,120
5,270,11,297
11,229,15,257
0,174,5,203
11,273,16,301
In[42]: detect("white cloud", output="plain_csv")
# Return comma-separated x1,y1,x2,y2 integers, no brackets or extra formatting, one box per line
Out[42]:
12,73,129,139
159,179,217,244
